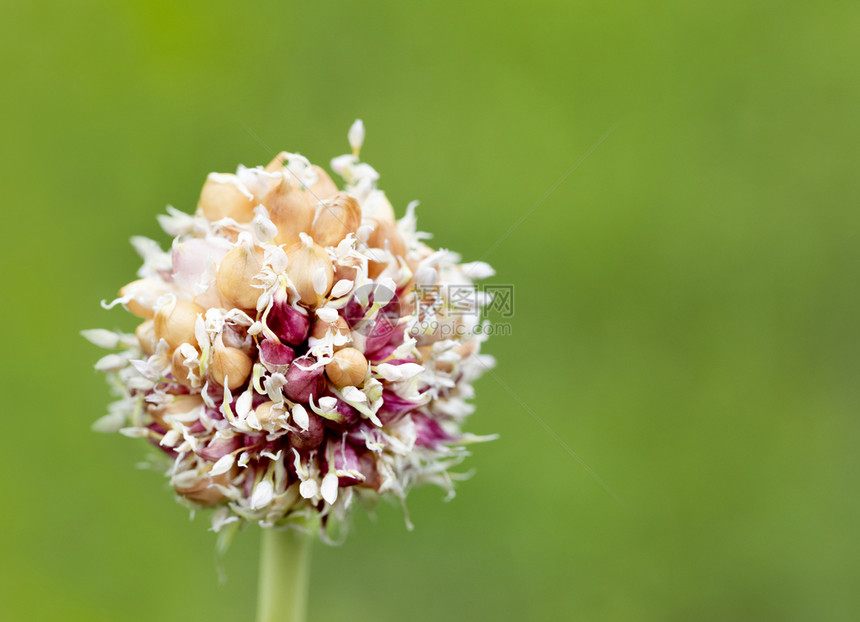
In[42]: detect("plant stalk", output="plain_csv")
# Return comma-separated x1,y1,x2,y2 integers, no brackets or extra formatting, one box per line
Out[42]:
256,527,313,622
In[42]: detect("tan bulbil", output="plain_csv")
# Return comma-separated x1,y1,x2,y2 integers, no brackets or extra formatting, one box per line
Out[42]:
148,394,204,430
120,278,170,319
333,257,361,284
265,154,338,197
154,298,205,350
286,237,334,306
135,320,157,355
311,192,362,247
311,315,351,350
365,218,407,278
198,174,256,222
170,347,197,387
262,180,314,246
325,347,368,387
254,401,282,429
309,165,339,198
175,473,231,507
210,338,253,390
262,162,338,245
216,243,263,310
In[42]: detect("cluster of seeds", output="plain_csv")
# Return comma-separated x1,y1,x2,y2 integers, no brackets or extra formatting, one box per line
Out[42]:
86,122,495,536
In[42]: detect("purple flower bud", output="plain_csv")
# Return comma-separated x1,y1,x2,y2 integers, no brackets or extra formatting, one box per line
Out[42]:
197,434,242,461
259,339,295,375
321,398,362,431
333,442,362,486
267,297,310,346
378,390,422,425
284,356,326,403
345,422,376,446
341,297,365,327
412,413,453,449
288,413,325,450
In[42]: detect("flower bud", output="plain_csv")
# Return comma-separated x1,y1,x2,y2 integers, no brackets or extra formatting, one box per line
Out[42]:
288,412,325,450
267,289,310,345
325,347,368,387
348,120,365,155
259,339,295,375
197,434,242,462
332,442,364,486
311,192,361,247
198,173,256,222
216,240,263,310
286,235,334,307
210,337,253,390
366,218,407,278
135,320,157,356
321,398,362,432
283,355,325,403
154,298,205,350
413,412,454,448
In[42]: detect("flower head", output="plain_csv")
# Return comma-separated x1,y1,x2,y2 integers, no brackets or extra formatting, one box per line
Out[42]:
87,122,496,536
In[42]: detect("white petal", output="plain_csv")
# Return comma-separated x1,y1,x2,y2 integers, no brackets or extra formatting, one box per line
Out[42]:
330,279,354,298
194,315,209,350
312,267,328,296
81,329,121,349
210,453,235,476
250,479,274,509
236,390,253,420
317,396,337,413
253,213,278,242
342,386,367,403
394,363,424,380
321,472,339,505
292,404,309,431
91,411,125,433
210,507,239,533
299,479,319,499
374,278,396,305
376,363,402,382
348,119,365,152
119,427,148,438
160,429,181,447
459,261,495,279
316,307,339,323
330,154,356,176
94,353,128,372
266,246,289,274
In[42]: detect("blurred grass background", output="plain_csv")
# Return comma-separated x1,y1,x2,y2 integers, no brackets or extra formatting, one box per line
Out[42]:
2,0,859,620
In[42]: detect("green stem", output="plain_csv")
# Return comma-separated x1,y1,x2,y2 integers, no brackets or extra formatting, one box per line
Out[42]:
256,527,313,622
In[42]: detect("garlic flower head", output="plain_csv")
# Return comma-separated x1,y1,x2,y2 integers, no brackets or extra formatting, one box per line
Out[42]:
86,121,496,537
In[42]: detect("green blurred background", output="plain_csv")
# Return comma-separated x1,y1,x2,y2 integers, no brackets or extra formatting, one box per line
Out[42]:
2,0,859,620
